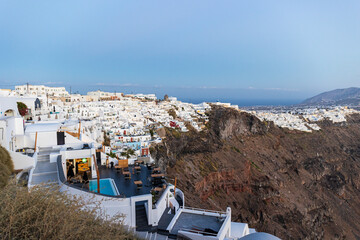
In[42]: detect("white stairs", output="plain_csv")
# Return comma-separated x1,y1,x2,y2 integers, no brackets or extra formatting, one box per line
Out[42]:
30,153,58,186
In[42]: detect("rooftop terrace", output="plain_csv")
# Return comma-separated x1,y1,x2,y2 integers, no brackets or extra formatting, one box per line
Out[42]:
97,164,167,199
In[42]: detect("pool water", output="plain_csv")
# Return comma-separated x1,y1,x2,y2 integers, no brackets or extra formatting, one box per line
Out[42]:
89,178,119,196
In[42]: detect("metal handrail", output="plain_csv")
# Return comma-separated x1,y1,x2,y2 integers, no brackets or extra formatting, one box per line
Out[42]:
180,206,226,215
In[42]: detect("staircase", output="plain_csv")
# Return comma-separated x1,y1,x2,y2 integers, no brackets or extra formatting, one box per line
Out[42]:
136,204,151,231
29,151,58,186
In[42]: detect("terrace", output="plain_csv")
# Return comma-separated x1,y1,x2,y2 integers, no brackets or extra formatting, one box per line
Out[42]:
165,207,231,239
95,163,168,201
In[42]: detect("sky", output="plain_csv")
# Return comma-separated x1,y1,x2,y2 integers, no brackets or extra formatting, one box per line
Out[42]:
0,1,359,105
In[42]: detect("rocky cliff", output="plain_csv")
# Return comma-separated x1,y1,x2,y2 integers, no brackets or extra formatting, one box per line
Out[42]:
151,106,360,240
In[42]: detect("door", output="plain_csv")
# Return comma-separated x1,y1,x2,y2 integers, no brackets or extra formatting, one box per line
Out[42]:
57,131,65,145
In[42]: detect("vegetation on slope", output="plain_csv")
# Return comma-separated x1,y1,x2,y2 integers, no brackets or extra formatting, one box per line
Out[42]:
0,182,138,240
0,146,137,240
0,146,14,188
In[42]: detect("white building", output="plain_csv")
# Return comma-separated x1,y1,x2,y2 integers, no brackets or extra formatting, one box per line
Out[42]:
87,90,123,100
0,87,285,240
15,84,69,97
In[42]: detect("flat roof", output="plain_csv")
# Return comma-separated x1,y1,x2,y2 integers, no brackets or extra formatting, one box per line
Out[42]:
25,123,61,133
170,212,224,235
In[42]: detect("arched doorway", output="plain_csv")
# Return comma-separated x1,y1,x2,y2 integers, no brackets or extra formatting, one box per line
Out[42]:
4,109,15,117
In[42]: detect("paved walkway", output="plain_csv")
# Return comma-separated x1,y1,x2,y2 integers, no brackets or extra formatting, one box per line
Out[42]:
30,148,59,186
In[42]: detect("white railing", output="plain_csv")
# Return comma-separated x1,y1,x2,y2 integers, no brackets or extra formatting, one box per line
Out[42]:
216,214,231,240
175,188,185,207
181,206,226,215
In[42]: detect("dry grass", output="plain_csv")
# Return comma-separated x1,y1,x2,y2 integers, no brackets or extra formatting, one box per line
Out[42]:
0,146,14,188
0,181,139,240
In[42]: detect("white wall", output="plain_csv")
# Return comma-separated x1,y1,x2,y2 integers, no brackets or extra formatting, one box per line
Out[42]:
230,222,250,238
0,97,20,118
65,132,83,144
130,195,152,227
152,186,175,225
0,120,7,148
14,135,35,150
9,150,35,170
49,153,59,163
60,184,133,225
27,132,57,147
100,152,118,166
0,117,25,151
65,149,93,160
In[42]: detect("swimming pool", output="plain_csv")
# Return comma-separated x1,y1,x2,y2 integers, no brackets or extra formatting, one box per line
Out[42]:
89,178,119,196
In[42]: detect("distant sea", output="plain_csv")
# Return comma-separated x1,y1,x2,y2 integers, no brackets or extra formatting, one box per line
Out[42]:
178,98,302,107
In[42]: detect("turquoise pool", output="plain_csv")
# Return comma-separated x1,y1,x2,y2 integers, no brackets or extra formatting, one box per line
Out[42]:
89,178,119,196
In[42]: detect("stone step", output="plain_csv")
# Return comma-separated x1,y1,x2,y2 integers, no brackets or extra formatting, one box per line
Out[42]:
38,152,57,156
37,156,50,162
38,154,50,157
33,162,57,174
37,159,50,162
31,172,58,185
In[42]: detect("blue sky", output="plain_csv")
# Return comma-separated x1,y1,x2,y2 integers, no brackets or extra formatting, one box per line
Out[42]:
0,1,359,104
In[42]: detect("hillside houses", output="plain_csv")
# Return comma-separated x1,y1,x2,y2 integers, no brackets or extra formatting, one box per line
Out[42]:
250,106,358,132
0,88,282,240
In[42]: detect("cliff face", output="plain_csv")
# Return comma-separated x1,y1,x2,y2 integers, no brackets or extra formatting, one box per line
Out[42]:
151,106,360,240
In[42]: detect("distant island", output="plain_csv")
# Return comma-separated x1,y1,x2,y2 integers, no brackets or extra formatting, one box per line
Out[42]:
302,87,360,106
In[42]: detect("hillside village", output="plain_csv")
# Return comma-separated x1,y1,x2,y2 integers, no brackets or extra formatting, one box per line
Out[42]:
1,84,359,239
250,106,358,132
2,84,358,137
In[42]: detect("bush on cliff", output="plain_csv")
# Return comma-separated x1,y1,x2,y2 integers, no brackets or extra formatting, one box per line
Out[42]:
0,182,138,240
0,146,14,188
